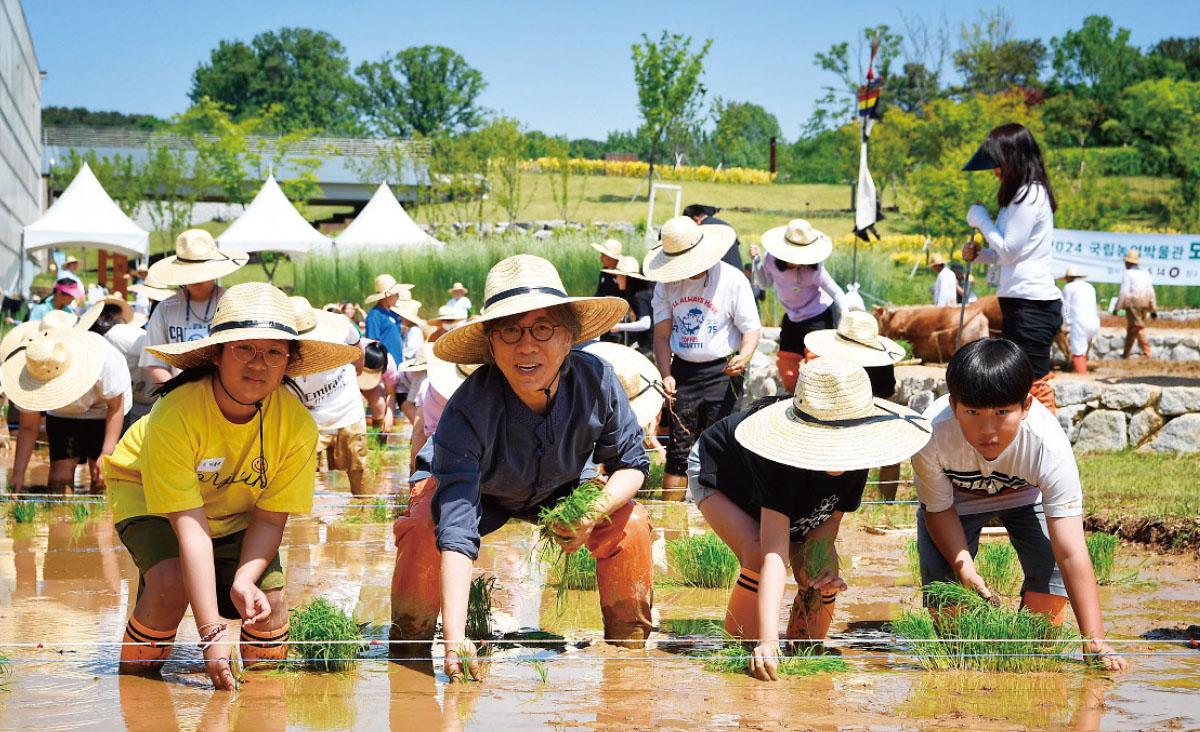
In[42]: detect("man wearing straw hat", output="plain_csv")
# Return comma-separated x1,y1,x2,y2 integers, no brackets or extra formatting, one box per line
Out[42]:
103,282,360,691
364,274,414,374
1115,250,1157,359
426,305,465,341
444,282,473,318
1059,267,1100,374
930,254,960,307
3,312,132,493
140,229,249,386
591,239,624,299
391,254,653,679
643,215,761,501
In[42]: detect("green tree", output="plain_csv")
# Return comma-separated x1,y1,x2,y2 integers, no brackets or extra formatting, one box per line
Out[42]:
631,31,712,187
42,106,163,130
809,26,902,133
1114,78,1200,225
712,100,780,169
190,28,360,133
139,146,209,258
953,8,1046,94
1145,37,1200,82
480,116,531,225
1049,15,1144,146
48,149,141,216
545,135,586,221
355,45,486,137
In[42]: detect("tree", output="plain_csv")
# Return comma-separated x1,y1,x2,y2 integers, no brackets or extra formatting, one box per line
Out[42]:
1048,16,1145,148
953,8,1046,95
355,46,486,136
808,25,902,133
140,146,207,258
190,28,360,133
893,11,949,112
631,31,712,188
1115,78,1200,225
1146,37,1200,82
42,106,162,129
545,135,586,221
479,116,530,225
712,100,780,169
47,149,141,216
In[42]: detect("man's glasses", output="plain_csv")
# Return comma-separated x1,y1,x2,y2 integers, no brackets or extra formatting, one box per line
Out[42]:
491,323,561,344
228,343,289,368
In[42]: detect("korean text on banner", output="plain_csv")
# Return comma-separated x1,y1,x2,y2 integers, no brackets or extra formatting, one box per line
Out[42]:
1050,229,1200,287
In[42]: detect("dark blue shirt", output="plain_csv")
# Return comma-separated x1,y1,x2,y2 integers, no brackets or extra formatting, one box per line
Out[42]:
365,306,405,365
429,350,649,559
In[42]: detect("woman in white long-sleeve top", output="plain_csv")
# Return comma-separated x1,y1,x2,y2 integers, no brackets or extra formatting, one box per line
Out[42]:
1060,267,1100,374
961,123,1061,414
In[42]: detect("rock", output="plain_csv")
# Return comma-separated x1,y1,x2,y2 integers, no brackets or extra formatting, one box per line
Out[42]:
895,376,936,405
1055,381,1101,407
531,229,553,240
1144,414,1200,454
1182,335,1199,348
1056,403,1088,432
1099,384,1158,410
907,390,936,414
1159,387,1200,416
1171,344,1200,361
1127,408,1165,447
1164,334,1183,347
1073,409,1128,453
756,338,779,356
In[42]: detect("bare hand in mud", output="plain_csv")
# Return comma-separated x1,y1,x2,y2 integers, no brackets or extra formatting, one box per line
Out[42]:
203,639,238,692
549,516,596,555
231,581,272,626
662,375,676,396
89,461,106,490
445,640,484,682
724,354,750,376
749,642,779,681
1085,639,1128,672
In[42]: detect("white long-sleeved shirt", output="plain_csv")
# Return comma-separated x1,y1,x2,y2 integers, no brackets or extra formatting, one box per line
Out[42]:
973,184,1061,301
933,267,958,307
1116,267,1157,311
1061,279,1100,331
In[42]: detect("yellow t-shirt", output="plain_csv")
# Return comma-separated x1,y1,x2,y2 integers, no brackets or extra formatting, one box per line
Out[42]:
105,376,319,537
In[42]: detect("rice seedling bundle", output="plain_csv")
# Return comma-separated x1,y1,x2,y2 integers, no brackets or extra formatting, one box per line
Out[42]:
466,575,498,639
666,532,740,588
548,549,598,591
536,481,608,609
975,541,1022,596
641,462,665,499
892,582,1079,672
702,643,850,677
904,537,922,587
288,598,367,672
7,502,36,523
1085,532,1119,586
68,501,92,523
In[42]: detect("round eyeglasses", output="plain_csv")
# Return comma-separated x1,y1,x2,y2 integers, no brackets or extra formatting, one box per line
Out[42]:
228,343,290,368
491,323,561,344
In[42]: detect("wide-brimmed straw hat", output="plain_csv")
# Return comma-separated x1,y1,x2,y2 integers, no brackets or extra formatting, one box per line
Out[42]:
642,217,738,282
391,300,425,328
427,347,481,399
601,255,649,280
448,282,469,295
148,229,249,286
397,344,430,374
804,311,905,368
1124,250,1140,265
290,296,353,345
433,254,628,364
365,274,415,305
734,358,931,471
1059,266,1087,280
761,219,833,266
77,296,134,332
1,310,77,360
146,283,360,377
428,305,466,325
581,341,665,431
128,274,176,301
1,328,105,412
929,253,948,268
591,239,623,259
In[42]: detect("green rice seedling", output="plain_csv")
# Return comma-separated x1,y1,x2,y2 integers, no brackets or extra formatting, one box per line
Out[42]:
518,658,549,684
68,501,92,523
8,501,36,523
660,618,725,637
0,649,9,690
904,537,922,587
535,481,608,611
641,461,665,500
369,497,390,523
702,642,850,677
466,575,498,639
548,548,597,591
666,532,740,588
288,598,367,672
1086,532,1119,586
892,581,1080,672
975,541,1022,596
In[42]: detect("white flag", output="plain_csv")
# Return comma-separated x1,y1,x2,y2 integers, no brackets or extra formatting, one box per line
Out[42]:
855,139,877,233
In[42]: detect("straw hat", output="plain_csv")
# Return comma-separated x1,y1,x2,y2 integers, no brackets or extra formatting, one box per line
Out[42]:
601,255,649,280
128,274,176,302
433,254,628,364
148,229,249,286
1060,266,1086,280
761,219,833,266
642,217,738,282
448,282,469,295
1,310,78,360
803,311,905,368
1,329,105,412
64,256,79,267
929,253,948,268
364,274,415,305
734,358,931,471
581,341,665,431
77,296,134,332
145,283,361,377
130,312,148,328
290,296,352,345
591,239,623,259
1124,250,1140,265
391,299,426,328
427,347,481,399
428,305,466,325
397,344,430,373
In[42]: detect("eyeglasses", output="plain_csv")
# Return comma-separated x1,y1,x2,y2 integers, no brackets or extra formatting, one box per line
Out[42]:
491,323,561,344
228,343,290,368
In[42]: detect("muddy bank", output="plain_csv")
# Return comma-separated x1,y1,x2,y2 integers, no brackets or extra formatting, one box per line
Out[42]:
1085,513,1200,554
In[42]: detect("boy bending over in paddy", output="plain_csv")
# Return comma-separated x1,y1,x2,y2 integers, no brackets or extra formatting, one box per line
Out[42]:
689,358,932,680
912,338,1126,671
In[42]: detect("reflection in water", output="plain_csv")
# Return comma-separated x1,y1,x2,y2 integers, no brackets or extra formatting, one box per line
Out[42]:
901,672,1110,731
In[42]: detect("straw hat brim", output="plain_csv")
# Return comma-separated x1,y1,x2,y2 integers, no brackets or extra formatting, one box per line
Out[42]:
761,226,833,266
1,321,43,360
128,283,176,301
146,327,361,378
734,397,931,471
396,355,428,373
298,309,353,345
77,298,134,332
581,341,665,431
642,224,737,282
365,283,415,305
357,368,384,391
148,249,249,286
1,330,105,412
600,268,650,281
591,242,621,258
803,329,905,367
391,305,426,329
427,350,477,398
432,293,629,365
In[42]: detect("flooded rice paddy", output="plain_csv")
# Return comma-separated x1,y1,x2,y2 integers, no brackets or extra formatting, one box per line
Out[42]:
1,440,1197,731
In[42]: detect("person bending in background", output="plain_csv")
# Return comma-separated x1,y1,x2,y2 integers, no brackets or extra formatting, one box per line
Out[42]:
1116,250,1158,359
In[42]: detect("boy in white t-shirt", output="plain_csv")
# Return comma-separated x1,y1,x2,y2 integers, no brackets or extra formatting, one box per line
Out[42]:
911,338,1125,671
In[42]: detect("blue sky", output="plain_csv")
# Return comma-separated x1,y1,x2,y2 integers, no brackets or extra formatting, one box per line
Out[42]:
22,0,1200,140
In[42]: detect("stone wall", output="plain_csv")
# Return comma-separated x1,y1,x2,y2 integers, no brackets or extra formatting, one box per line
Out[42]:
1086,331,1200,362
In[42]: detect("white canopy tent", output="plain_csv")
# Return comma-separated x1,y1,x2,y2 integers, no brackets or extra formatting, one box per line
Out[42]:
20,161,151,296
217,174,330,256
333,182,443,251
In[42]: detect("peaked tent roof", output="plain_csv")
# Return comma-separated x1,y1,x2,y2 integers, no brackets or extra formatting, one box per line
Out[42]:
217,174,330,256
23,162,150,260
334,182,443,250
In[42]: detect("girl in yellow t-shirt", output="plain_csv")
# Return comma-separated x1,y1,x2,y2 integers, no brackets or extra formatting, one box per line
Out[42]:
104,283,359,691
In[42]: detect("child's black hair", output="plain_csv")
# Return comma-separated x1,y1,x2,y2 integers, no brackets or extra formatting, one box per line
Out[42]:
682,204,719,219
946,338,1033,408
363,341,388,371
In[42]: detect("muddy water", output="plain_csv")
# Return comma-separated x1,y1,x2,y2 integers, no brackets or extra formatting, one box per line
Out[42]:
2,455,1198,731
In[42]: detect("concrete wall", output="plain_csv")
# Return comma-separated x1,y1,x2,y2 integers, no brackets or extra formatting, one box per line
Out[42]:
0,0,40,293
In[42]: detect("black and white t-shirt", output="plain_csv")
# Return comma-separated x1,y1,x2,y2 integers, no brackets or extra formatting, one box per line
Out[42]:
651,262,761,362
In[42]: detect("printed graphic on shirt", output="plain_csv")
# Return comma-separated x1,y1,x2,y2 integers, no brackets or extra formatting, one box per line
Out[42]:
945,468,1032,498
791,494,839,536
168,320,211,343
672,297,720,350
301,369,349,407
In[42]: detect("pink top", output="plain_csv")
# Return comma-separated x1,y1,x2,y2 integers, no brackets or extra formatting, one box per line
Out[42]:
755,254,840,321
418,378,447,436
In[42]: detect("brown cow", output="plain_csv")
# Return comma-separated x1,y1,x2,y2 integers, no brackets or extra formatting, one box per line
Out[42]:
965,294,1003,337
874,304,990,363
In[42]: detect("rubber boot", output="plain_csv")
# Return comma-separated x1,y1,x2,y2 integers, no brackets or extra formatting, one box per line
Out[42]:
1137,330,1152,358
240,620,290,668
723,568,760,640
1071,355,1088,375
661,472,688,502
390,478,442,654
1021,590,1068,627
785,588,838,641
1029,373,1057,416
119,616,177,675
775,351,803,394
877,464,901,502
589,501,654,646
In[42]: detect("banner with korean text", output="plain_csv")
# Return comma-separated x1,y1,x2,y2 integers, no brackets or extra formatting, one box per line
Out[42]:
1049,229,1200,286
